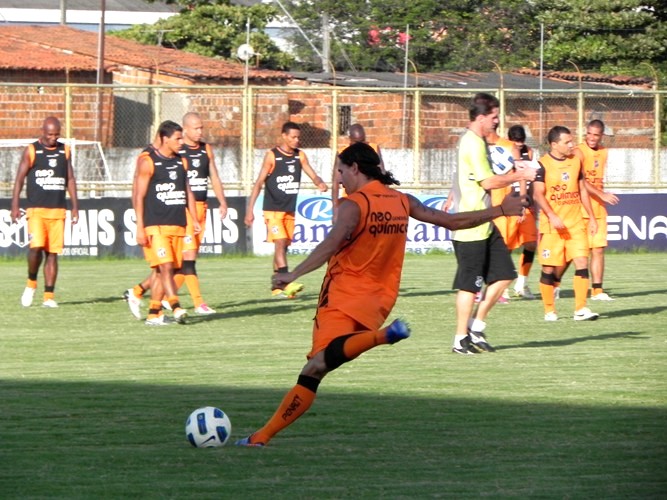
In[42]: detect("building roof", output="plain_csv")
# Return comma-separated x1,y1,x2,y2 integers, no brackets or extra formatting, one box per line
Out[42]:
0,0,176,12
292,68,654,90
0,25,290,82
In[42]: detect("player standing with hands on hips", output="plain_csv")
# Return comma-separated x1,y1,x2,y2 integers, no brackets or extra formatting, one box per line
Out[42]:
235,142,527,447
12,116,79,308
244,121,328,298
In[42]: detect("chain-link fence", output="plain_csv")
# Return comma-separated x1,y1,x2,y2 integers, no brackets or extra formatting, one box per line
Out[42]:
0,83,664,197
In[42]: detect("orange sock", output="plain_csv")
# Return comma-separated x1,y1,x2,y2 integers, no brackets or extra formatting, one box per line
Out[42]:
26,279,37,289
252,375,320,445
133,284,144,298
184,275,203,307
174,274,185,290
573,275,589,311
539,282,555,314
43,291,54,302
591,287,602,297
166,295,181,310
342,328,389,360
148,300,162,319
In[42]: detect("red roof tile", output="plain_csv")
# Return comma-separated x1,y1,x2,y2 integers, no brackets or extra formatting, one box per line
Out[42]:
0,25,290,82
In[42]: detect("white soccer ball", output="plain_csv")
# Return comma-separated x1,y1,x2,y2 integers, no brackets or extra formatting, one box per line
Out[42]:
185,406,232,448
489,145,515,175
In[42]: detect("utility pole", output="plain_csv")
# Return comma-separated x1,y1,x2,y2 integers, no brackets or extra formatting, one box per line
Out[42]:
322,13,330,73
60,0,67,25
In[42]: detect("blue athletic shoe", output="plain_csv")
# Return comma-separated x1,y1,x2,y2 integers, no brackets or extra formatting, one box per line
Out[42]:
385,319,411,344
235,435,265,447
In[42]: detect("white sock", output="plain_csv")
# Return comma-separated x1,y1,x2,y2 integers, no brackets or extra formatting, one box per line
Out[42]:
515,275,526,290
453,334,468,348
469,319,486,333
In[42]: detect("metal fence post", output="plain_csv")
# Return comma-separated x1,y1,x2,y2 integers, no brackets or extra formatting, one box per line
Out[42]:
413,89,421,185
151,86,161,139
64,84,72,139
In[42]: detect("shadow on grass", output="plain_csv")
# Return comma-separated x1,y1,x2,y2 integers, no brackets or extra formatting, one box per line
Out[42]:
499,330,646,350
1,379,665,498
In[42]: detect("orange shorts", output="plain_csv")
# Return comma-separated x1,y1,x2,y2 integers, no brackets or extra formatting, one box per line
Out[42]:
538,228,589,266
495,209,537,250
26,207,66,253
184,201,208,252
309,307,374,359
585,217,608,249
264,211,295,242
144,225,185,269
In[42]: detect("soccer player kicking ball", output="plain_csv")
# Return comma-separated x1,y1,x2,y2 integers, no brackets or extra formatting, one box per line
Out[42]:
532,126,599,322
236,142,527,447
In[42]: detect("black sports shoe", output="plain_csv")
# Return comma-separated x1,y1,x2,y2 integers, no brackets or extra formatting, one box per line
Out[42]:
452,335,480,355
468,330,496,352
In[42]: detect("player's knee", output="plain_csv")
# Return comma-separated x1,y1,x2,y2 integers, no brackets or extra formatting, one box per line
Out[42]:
540,271,555,285
296,374,321,394
522,249,535,263
323,335,353,371
181,260,196,275
574,268,589,279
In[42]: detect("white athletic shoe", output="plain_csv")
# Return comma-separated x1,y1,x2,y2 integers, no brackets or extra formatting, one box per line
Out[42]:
573,307,599,321
145,315,167,326
161,300,172,311
544,311,559,321
42,299,58,308
173,307,188,324
554,287,561,300
126,288,142,320
514,286,535,299
21,287,36,307
195,304,216,315
591,292,614,301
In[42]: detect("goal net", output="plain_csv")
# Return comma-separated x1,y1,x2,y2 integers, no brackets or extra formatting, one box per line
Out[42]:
0,139,111,197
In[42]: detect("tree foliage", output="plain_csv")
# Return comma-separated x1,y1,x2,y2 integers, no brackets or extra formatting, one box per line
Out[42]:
122,0,667,78
533,0,667,74
112,1,294,70
281,0,666,76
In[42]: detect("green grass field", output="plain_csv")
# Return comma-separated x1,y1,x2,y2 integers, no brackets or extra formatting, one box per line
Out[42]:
1,253,666,498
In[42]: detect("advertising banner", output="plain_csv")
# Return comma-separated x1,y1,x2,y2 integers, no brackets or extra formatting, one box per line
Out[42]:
249,193,455,256
0,197,247,257
2,193,664,257
606,193,667,250
249,192,667,255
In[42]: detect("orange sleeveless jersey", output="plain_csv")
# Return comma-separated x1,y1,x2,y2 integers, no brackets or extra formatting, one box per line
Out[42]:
319,180,410,329
575,142,608,219
490,137,516,206
537,153,585,234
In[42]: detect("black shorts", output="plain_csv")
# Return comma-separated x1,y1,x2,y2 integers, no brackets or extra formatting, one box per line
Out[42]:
452,225,517,292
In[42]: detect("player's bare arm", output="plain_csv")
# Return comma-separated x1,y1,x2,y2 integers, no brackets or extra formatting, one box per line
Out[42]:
185,183,201,235
300,151,328,192
584,179,619,206
407,192,525,230
272,199,360,289
532,180,566,230
480,166,536,191
10,146,32,222
579,177,598,235
244,151,274,227
66,156,79,224
208,151,228,219
133,156,152,247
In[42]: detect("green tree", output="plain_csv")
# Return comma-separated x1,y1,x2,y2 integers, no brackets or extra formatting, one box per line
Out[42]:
534,0,667,74
112,2,294,70
281,0,541,73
